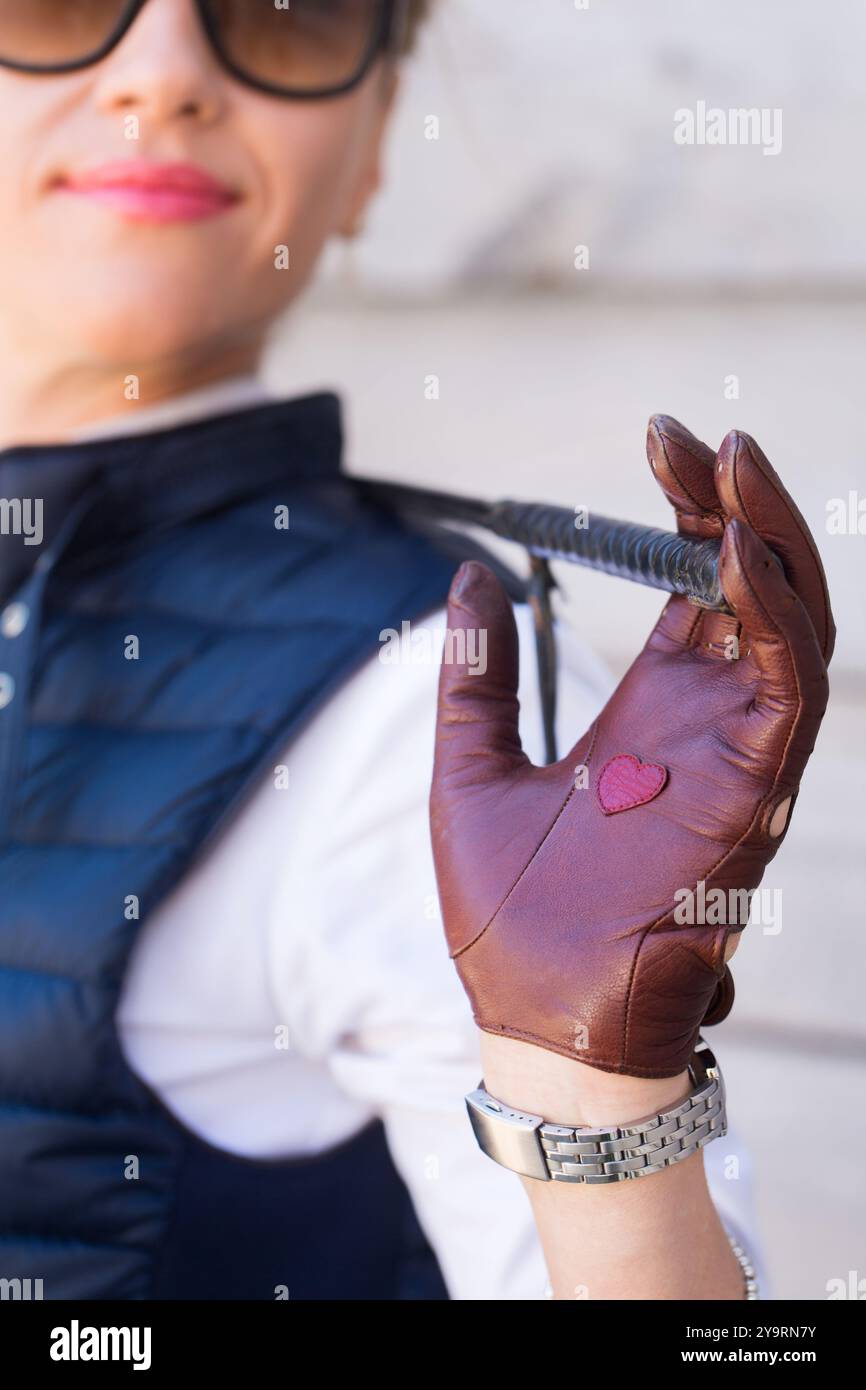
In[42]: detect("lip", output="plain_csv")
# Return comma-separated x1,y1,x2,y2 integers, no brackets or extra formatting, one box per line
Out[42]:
53,160,241,223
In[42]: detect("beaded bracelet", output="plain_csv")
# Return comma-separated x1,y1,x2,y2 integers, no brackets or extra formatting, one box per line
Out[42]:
724,1224,760,1299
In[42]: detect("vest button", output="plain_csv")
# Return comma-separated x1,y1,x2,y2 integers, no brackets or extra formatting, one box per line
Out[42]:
1,602,29,638
0,673,14,709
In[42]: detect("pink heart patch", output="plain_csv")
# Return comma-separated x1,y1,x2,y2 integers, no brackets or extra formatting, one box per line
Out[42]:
597,754,668,816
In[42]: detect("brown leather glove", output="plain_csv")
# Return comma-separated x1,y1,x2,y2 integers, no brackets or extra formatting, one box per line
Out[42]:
431,417,834,1078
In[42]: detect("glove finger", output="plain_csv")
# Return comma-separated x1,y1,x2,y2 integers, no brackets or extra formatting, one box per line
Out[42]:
646,415,733,654
702,965,735,1026
627,924,730,1074
716,429,835,663
646,414,723,538
719,518,829,739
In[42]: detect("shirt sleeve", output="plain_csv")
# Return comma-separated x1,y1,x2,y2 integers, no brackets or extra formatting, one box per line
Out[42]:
266,599,766,1299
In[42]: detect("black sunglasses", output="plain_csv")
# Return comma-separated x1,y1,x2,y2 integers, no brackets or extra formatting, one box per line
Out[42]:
0,0,408,100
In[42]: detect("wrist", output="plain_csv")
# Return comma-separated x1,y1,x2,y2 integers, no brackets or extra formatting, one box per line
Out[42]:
479,1031,691,1126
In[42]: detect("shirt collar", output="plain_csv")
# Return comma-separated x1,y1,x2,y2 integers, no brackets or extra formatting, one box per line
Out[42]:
66,372,274,444
0,390,345,601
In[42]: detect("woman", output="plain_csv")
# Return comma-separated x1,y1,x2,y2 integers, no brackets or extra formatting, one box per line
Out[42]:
0,0,832,1301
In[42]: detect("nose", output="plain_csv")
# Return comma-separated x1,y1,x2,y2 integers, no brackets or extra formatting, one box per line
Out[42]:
91,0,226,126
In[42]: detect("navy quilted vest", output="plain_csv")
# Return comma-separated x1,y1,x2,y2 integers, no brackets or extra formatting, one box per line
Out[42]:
0,393,493,1301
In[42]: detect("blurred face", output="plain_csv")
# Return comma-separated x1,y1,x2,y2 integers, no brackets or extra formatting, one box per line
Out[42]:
0,0,397,371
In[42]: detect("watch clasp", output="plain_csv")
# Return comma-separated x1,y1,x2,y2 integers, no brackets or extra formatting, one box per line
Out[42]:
465,1085,551,1181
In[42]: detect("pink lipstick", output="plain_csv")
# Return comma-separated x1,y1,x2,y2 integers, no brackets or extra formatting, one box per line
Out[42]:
55,160,240,223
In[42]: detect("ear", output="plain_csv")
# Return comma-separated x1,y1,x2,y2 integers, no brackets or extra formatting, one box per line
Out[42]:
336,68,401,239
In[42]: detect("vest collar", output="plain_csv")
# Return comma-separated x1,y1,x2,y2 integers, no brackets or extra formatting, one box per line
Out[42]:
0,392,343,600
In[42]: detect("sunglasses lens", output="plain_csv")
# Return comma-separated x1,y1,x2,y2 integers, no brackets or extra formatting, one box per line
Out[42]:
206,0,384,93
0,0,129,67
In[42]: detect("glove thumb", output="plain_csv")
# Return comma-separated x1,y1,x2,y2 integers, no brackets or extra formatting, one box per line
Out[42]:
433,561,526,793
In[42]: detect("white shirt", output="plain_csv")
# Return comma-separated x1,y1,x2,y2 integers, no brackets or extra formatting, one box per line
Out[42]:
71,377,767,1300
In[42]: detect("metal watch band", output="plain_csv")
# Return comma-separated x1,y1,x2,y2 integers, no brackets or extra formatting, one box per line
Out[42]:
465,1039,726,1184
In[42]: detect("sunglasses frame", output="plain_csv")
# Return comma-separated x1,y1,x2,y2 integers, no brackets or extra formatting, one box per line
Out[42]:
0,0,406,100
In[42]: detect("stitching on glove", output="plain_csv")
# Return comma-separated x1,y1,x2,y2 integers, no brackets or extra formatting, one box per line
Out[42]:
452,721,605,961
657,428,722,520
450,782,580,960
731,526,805,783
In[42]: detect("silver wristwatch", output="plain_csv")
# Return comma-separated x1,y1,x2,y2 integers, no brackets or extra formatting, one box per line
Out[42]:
465,1039,726,1184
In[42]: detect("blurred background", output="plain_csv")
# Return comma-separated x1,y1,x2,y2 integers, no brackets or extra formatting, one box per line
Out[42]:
263,0,866,1298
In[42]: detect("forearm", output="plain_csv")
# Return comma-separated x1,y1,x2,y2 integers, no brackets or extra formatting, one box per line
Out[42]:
481,1033,745,1302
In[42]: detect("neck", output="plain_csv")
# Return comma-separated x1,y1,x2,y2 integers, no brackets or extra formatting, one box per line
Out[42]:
0,332,266,449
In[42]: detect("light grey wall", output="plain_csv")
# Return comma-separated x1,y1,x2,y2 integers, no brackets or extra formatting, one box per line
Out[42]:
317,0,866,294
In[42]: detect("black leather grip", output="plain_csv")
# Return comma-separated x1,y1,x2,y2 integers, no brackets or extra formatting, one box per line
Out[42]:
354,480,731,612
489,501,729,611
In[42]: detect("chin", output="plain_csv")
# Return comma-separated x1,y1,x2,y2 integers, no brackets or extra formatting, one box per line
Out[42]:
52,273,242,366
